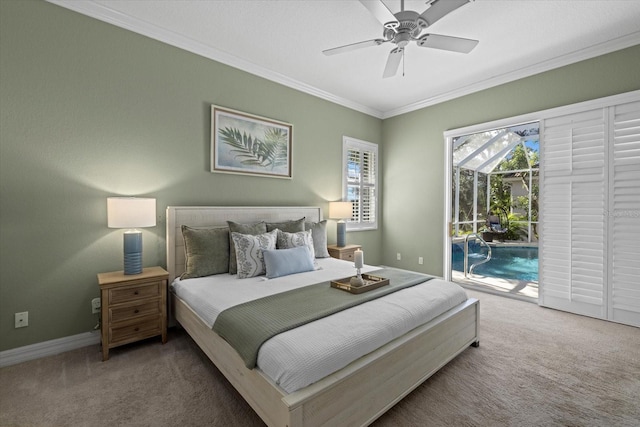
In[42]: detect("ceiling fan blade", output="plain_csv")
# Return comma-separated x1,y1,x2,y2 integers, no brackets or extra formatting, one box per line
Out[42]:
359,0,399,30
382,47,403,78
419,0,470,27
417,34,478,53
323,39,385,56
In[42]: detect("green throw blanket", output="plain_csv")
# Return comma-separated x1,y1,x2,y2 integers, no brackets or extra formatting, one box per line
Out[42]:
213,268,434,368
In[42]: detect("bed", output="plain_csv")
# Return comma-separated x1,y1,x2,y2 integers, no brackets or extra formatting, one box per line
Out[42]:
167,206,479,427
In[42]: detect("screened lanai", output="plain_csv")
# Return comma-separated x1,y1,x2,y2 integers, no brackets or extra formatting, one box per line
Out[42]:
452,122,539,242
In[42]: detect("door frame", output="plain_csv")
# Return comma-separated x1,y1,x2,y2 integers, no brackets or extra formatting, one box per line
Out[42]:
441,90,640,284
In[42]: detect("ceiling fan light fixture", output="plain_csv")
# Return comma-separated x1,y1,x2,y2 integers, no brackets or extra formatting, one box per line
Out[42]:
396,32,411,48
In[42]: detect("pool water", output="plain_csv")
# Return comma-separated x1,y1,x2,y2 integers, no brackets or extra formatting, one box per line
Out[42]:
452,243,538,282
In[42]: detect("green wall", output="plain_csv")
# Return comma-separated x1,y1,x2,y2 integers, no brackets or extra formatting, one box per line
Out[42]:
2,0,639,353
0,0,382,351
381,44,640,275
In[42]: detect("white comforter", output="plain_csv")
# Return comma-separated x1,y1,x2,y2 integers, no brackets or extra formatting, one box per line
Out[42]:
172,258,468,392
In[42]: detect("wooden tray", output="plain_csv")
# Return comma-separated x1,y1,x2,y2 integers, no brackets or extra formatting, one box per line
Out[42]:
330,274,390,294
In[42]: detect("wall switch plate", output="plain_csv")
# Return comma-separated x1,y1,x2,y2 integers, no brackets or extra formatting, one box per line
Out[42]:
15,312,28,328
91,298,101,314
397,253,401,261
418,257,424,265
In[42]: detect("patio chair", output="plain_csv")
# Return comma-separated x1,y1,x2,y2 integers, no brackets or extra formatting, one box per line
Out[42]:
486,211,508,234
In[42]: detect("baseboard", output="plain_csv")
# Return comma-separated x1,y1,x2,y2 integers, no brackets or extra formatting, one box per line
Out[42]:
0,331,101,368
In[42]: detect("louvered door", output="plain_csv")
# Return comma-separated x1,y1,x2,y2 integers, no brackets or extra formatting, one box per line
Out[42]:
540,109,607,318
540,99,640,327
608,101,640,326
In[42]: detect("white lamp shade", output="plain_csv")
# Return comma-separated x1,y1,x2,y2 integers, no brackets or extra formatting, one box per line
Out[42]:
329,201,352,219
107,197,156,228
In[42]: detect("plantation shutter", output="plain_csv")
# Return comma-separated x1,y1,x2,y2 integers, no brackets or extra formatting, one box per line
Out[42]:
346,147,360,223
540,98,640,327
540,108,607,318
608,101,640,326
343,137,378,230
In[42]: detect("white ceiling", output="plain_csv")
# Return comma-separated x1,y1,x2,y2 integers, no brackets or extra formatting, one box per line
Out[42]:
50,0,640,119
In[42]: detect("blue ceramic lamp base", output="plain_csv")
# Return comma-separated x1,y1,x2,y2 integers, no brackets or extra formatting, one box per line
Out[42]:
336,221,346,247
123,231,143,275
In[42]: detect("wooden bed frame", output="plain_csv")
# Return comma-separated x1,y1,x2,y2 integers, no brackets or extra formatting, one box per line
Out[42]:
167,206,479,427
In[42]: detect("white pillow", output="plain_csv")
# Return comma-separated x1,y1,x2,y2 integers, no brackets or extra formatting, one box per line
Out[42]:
276,229,315,260
231,230,277,278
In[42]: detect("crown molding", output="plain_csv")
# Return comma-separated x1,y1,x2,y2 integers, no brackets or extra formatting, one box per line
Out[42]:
47,0,384,119
381,32,640,119
48,1,639,121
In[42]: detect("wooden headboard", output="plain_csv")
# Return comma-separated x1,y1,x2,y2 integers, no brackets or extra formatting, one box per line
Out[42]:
166,206,323,283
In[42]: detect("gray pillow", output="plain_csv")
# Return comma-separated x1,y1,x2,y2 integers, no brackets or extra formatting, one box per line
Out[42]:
266,217,305,232
304,220,330,258
180,226,229,279
231,230,277,279
228,221,267,274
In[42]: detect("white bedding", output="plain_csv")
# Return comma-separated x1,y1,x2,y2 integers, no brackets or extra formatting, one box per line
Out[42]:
172,258,468,392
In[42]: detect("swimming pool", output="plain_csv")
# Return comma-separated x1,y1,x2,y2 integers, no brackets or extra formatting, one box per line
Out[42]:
452,243,538,282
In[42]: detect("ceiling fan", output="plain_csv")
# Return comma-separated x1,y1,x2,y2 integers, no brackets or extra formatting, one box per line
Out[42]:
323,0,478,78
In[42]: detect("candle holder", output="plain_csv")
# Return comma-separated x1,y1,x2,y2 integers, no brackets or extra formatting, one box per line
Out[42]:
350,268,365,287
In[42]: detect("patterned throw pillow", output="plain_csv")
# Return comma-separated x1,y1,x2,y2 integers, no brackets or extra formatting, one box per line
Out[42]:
231,230,277,279
227,221,267,274
276,229,315,260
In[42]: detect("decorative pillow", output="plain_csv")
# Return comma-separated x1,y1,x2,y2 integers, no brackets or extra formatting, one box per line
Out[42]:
304,220,330,258
263,246,315,279
266,217,305,233
276,229,315,260
228,221,267,274
231,230,277,279
180,226,229,279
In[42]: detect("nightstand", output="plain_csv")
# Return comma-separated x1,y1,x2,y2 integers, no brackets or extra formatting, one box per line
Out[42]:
327,244,362,261
97,266,168,361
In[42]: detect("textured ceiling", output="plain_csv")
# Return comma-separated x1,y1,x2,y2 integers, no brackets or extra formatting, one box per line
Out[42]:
50,0,640,118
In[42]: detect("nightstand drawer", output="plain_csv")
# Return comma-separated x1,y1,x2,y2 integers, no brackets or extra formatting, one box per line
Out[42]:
341,250,356,261
109,281,161,304
110,300,161,323
327,244,362,261
110,315,162,343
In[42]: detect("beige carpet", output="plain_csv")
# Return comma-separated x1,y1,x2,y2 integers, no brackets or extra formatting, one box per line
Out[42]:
1,289,639,427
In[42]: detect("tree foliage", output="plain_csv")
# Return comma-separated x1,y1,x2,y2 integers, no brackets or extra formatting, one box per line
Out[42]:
493,143,539,221
453,170,487,223
453,138,539,240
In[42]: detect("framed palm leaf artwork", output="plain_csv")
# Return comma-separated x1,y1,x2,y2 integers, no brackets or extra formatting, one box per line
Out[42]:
211,105,293,178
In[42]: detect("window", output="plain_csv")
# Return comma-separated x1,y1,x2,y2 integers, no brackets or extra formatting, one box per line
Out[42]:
342,136,378,231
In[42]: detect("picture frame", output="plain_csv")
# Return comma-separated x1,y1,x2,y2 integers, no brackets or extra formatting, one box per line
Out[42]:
211,105,293,179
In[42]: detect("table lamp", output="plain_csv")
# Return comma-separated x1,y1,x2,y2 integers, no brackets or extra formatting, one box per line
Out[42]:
107,197,156,275
329,201,353,247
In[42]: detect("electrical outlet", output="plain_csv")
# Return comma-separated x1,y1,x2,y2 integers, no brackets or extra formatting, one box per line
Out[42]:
396,253,401,261
15,312,28,328
91,298,101,314
418,257,424,265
